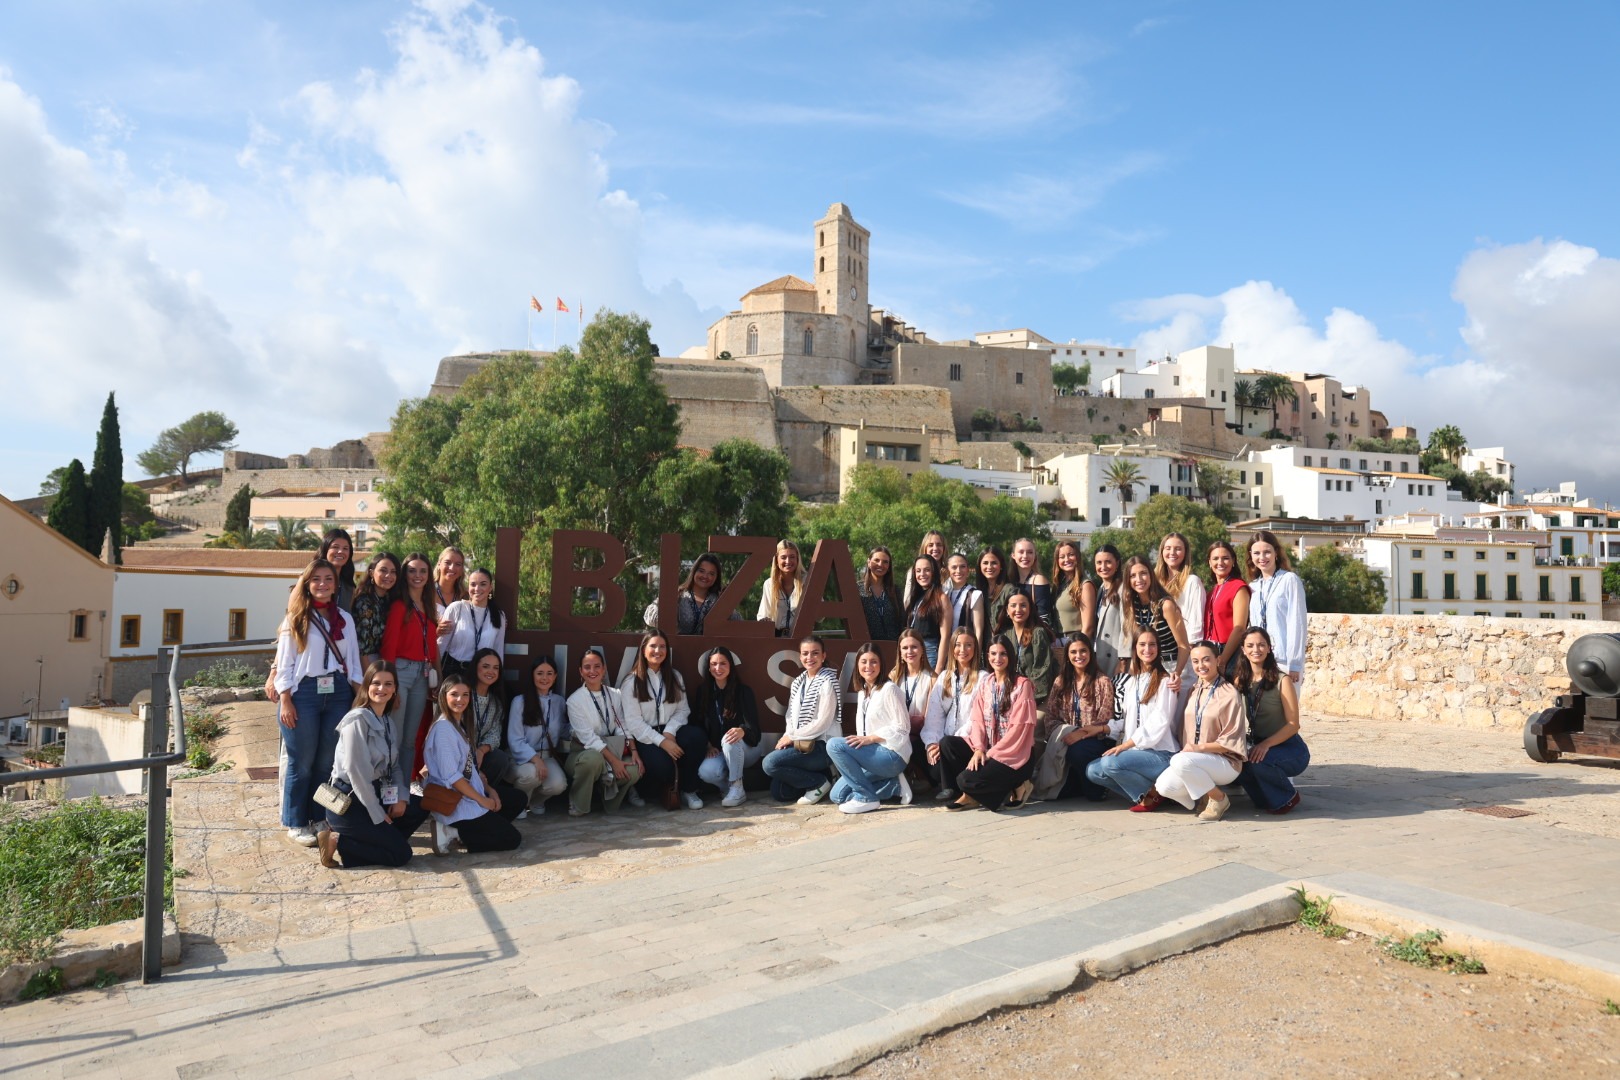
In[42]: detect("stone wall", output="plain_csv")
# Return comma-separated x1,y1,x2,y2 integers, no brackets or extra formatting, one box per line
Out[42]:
775,386,960,499
1304,613,1620,731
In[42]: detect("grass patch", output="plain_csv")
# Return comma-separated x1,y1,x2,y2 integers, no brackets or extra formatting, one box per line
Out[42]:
1293,887,1348,939
1377,929,1486,974
0,798,172,966
174,759,235,781
185,658,263,689
185,708,228,769
1604,999,1619,1016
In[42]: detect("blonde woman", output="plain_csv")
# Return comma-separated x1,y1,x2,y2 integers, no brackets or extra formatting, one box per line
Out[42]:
891,628,935,788
756,539,808,637
1155,533,1205,661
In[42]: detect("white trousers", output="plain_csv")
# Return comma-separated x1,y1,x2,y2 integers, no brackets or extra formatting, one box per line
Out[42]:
1155,751,1240,809
509,755,569,801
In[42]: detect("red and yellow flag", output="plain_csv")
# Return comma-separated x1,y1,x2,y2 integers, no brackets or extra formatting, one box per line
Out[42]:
555,298,569,313
529,295,543,313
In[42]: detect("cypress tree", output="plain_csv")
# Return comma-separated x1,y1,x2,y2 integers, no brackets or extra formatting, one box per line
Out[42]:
224,483,254,538
89,392,124,563
46,459,95,553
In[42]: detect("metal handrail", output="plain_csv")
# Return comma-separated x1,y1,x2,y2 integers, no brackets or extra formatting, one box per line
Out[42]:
0,639,268,983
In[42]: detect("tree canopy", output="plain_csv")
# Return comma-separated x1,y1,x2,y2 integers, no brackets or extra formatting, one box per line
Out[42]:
46,459,94,553
89,393,123,562
137,411,238,482
1084,493,1231,578
1296,543,1387,614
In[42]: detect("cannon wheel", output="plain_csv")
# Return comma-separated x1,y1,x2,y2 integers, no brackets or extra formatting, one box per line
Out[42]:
1523,710,1560,763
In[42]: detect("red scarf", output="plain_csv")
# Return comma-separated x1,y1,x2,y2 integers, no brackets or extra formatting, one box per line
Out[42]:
313,600,347,642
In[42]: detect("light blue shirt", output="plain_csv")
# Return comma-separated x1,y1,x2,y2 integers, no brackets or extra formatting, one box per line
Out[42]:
1250,570,1307,675
423,716,488,825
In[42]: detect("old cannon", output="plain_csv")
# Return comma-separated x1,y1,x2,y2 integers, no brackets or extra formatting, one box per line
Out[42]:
1524,632,1620,763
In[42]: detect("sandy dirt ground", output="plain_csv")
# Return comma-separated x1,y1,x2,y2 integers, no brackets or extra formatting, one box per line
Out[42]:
849,925,1620,1079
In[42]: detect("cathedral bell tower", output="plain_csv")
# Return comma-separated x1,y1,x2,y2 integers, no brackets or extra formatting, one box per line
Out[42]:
813,204,870,360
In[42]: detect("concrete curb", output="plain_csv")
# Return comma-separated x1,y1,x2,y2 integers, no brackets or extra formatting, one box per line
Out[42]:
695,883,1304,1080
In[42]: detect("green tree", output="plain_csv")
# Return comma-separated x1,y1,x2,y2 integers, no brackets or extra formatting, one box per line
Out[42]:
37,465,72,499
1603,562,1620,599
1052,362,1090,394
1105,459,1144,522
88,393,124,563
1195,461,1237,512
1252,373,1298,435
46,460,94,553
223,484,254,537
137,410,239,482
1134,495,1232,581
1426,424,1468,468
970,408,997,433
261,517,319,550
1296,544,1386,614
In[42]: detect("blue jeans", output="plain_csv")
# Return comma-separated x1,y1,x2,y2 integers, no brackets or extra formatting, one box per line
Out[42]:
762,742,832,802
392,659,432,781
1238,734,1310,810
280,675,348,827
698,740,765,786
826,738,905,803
1086,747,1175,804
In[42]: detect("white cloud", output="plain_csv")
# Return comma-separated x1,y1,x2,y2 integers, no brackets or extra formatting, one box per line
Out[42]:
1119,241,1620,501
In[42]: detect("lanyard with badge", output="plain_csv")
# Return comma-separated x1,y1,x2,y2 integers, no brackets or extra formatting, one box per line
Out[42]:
309,612,347,696
589,688,622,750
373,708,399,806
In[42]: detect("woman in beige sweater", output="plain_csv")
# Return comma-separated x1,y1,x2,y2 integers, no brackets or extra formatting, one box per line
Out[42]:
1151,642,1246,821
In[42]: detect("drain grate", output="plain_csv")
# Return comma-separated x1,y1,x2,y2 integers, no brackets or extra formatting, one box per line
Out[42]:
245,766,279,781
1465,805,1535,819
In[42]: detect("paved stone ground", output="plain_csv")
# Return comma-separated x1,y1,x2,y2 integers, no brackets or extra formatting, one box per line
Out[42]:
5,707,1620,1078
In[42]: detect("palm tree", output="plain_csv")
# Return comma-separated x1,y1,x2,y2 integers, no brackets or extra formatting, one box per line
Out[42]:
1254,373,1298,435
1105,459,1144,523
1427,424,1468,468
1325,432,1340,449
264,517,320,551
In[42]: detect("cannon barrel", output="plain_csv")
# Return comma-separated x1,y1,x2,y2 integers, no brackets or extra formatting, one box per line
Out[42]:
1565,633,1620,698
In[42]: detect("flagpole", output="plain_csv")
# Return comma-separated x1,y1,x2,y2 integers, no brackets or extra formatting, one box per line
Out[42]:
527,304,532,350
552,305,558,350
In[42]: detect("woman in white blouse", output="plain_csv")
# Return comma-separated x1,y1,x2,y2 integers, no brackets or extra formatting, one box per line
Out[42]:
756,539,807,637
827,643,913,814
507,656,569,815
1246,530,1308,692
620,632,708,810
564,648,643,816
1086,629,1183,810
1156,532,1205,704
436,567,507,683
891,629,935,792
922,629,984,803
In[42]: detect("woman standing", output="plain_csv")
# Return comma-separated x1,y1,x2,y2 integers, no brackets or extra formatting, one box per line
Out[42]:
1204,541,1251,678
1233,627,1309,814
947,640,1037,812
1151,643,1247,821
944,554,986,649
903,554,954,672
905,532,950,609
507,656,570,815
468,648,525,816
998,592,1057,705
756,540,807,637
1091,544,1131,679
380,552,438,777
891,629,935,788
1036,634,1115,802
1086,630,1183,810
1155,533,1205,661
975,547,1013,654
274,559,363,846
1123,556,1190,683
351,552,400,670
827,643,912,814
564,649,643,816
320,529,357,611
434,546,468,607
676,553,726,635
858,546,904,641
922,630,983,803
694,648,762,808
762,636,841,804
317,661,429,870
1246,531,1308,693
437,568,506,683
622,632,707,810
423,677,523,854
1008,537,1056,635
1049,540,1096,642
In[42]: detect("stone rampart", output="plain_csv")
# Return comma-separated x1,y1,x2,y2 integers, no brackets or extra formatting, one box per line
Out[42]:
1304,613,1620,730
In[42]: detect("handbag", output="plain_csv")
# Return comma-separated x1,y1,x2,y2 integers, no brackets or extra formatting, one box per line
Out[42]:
793,739,816,754
420,783,460,815
313,781,353,816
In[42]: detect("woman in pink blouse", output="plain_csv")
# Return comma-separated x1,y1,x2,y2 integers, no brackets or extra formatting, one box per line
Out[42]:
946,639,1037,812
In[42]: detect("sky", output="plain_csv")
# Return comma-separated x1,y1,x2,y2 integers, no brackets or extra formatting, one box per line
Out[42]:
2,0,1617,504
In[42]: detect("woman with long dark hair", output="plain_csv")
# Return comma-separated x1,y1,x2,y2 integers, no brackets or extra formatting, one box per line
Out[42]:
622,632,707,809
320,529,357,611
437,567,506,683
1122,555,1190,684
507,656,569,814
1008,537,1056,635
423,676,522,854
997,592,1057,704
469,647,525,816
380,552,438,778
827,643,912,814
1049,540,1096,642
858,546,905,641
947,640,1037,812
904,553,953,672
1036,633,1115,802
1233,627,1309,814
564,648,643,816
676,553,725,635
1246,530,1308,694
694,647,762,808
1204,540,1251,678
351,552,400,670
1086,629,1182,810
1155,532,1204,660
1090,544,1130,679
762,636,841,803
976,547,1012,654
1151,642,1246,821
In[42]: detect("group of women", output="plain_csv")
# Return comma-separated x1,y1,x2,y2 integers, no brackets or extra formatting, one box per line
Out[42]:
269,526,1312,873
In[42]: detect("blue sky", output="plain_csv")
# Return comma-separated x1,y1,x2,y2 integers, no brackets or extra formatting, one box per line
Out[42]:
2,1,1617,502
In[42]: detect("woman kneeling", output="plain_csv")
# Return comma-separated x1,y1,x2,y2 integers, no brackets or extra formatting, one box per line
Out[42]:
827,643,912,814
318,661,429,869
1086,629,1182,810
1151,642,1246,821
424,676,523,854
1234,627,1310,814
948,640,1036,812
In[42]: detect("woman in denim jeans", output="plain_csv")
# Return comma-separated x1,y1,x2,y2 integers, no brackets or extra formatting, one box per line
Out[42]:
1233,627,1309,814
381,552,439,779
827,643,912,814
273,558,362,846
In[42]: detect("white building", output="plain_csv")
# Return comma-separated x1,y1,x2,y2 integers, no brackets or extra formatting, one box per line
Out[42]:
931,463,1059,506
1462,501,1620,567
1458,446,1514,488
1249,446,1464,527
1098,345,1237,422
1041,450,1198,529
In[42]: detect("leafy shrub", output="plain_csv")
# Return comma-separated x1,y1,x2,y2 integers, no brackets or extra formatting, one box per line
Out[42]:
185,658,261,689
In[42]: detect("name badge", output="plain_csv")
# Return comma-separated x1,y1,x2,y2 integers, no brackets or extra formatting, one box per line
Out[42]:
380,785,399,805
316,675,336,695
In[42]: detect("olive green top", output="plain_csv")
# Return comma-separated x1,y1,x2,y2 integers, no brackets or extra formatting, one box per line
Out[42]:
1053,582,1085,636
1243,681,1290,743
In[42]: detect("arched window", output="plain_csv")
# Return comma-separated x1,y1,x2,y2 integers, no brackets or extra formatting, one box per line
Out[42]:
819,256,825,272
819,230,824,247
745,324,759,356
802,325,814,355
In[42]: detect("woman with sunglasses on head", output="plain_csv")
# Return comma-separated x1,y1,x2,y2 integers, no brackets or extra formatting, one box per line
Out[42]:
1007,537,1056,637
756,539,808,637
694,647,762,809
274,558,364,847
762,636,842,804
351,552,400,670
1233,627,1309,814
1035,633,1115,802
507,656,570,815
564,648,643,816
1086,629,1182,811
1049,540,1097,643
622,632,707,810
423,675,522,855
1246,530,1308,694
827,643,913,814
947,639,1036,812
858,546,904,641
944,553,986,650
975,547,1012,655
1204,541,1251,679
380,552,439,778
1150,641,1246,822
317,660,429,870
904,553,954,673
437,567,506,684
922,629,984,803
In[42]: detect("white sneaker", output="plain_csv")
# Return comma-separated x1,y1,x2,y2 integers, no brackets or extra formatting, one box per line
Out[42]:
840,798,881,815
682,792,703,810
432,819,455,856
515,808,529,821
626,788,645,808
898,775,913,806
797,780,833,806
287,825,318,847
721,782,746,808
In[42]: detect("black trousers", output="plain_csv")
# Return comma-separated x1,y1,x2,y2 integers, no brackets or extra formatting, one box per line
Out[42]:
635,724,709,795
326,796,430,868
1058,735,1116,801
937,735,975,793
477,750,528,818
451,808,522,852
956,756,1034,811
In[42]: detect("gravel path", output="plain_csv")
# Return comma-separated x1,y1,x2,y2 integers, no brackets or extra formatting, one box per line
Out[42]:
849,926,1620,1079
